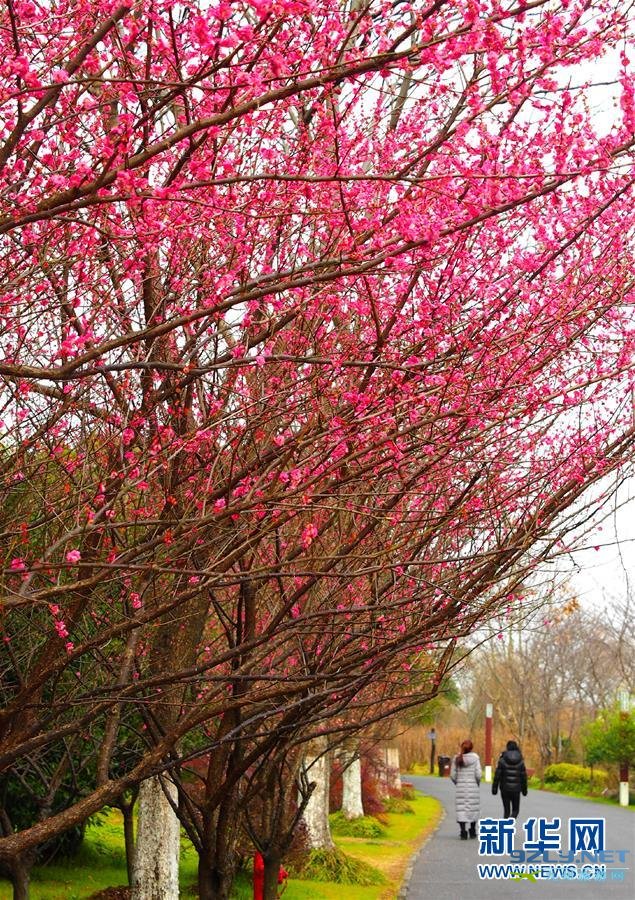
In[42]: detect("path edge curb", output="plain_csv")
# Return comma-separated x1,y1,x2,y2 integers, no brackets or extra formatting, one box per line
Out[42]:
397,802,446,898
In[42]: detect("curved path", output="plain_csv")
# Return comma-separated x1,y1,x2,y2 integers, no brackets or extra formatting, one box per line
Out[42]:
406,775,634,900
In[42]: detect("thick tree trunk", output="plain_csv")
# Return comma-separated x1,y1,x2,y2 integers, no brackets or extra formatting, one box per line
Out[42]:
131,776,180,900
341,752,364,819
302,738,333,849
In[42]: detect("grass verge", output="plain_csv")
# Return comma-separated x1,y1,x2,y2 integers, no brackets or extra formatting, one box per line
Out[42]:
280,793,442,900
0,792,442,899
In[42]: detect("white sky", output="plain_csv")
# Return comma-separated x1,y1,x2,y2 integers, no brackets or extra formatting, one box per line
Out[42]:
551,43,634,611
568,479,635,608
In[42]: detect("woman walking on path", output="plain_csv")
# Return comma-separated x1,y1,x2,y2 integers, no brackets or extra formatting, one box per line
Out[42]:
450,739,482,839
492,740,528,819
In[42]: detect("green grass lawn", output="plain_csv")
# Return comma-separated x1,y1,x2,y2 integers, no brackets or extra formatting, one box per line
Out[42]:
0,811,199,900
0,793,442,899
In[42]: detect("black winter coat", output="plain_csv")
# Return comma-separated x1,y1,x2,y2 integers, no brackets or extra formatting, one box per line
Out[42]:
492,749,527,795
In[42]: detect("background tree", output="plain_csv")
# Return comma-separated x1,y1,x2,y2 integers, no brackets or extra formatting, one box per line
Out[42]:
463,597,635,768
584,708,635,770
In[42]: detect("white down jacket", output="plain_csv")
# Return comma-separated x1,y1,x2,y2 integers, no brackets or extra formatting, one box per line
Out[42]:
450,751,482,823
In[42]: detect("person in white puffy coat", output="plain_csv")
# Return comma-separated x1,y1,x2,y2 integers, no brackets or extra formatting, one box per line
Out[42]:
450,739,482,839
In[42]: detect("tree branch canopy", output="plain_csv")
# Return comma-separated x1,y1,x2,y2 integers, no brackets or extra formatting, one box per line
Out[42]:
0,0,634,865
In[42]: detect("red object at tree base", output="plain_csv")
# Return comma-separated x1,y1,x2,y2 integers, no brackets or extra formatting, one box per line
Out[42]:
253,852,288,899
253,853,264,900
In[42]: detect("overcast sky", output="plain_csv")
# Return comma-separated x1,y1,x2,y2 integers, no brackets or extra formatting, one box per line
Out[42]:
554,44,633,611
567,478,634,608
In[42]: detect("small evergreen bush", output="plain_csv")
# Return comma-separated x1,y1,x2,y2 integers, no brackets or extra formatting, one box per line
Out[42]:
329,812,387,838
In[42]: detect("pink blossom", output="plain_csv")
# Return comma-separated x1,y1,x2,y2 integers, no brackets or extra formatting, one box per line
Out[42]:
300,523,318,549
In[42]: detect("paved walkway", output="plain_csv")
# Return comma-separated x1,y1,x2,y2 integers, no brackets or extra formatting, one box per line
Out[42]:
406,775,635,899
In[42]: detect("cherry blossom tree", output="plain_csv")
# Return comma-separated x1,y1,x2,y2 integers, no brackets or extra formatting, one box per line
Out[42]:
0,0,634,896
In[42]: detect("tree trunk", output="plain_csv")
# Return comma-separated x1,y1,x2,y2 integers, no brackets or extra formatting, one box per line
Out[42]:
197,855,232,900
197,820,236,900
121,800,136,886
131,776,180,900
197,848,214,900
9,856,30,900
302,738,333,849
197,869,210,900
385,745,401,793
196,865,217,900
341,752,364,820
263,852,282,900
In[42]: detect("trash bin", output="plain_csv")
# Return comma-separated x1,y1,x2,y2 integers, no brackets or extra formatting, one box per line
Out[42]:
438,755,451,777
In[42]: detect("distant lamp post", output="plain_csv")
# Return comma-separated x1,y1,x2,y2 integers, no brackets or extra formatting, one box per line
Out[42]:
618,689,630,808
428,728,436,775
485,703,493,783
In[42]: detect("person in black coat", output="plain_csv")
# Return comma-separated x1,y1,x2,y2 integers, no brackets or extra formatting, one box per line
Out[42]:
492,740,528,819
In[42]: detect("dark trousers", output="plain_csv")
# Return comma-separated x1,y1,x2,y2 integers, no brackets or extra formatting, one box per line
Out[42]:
501,791,520,819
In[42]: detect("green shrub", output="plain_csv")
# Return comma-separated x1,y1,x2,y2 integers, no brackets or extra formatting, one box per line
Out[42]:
383,796,415,814
329,812,387,838
543,763,608,788
298,848,385,885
